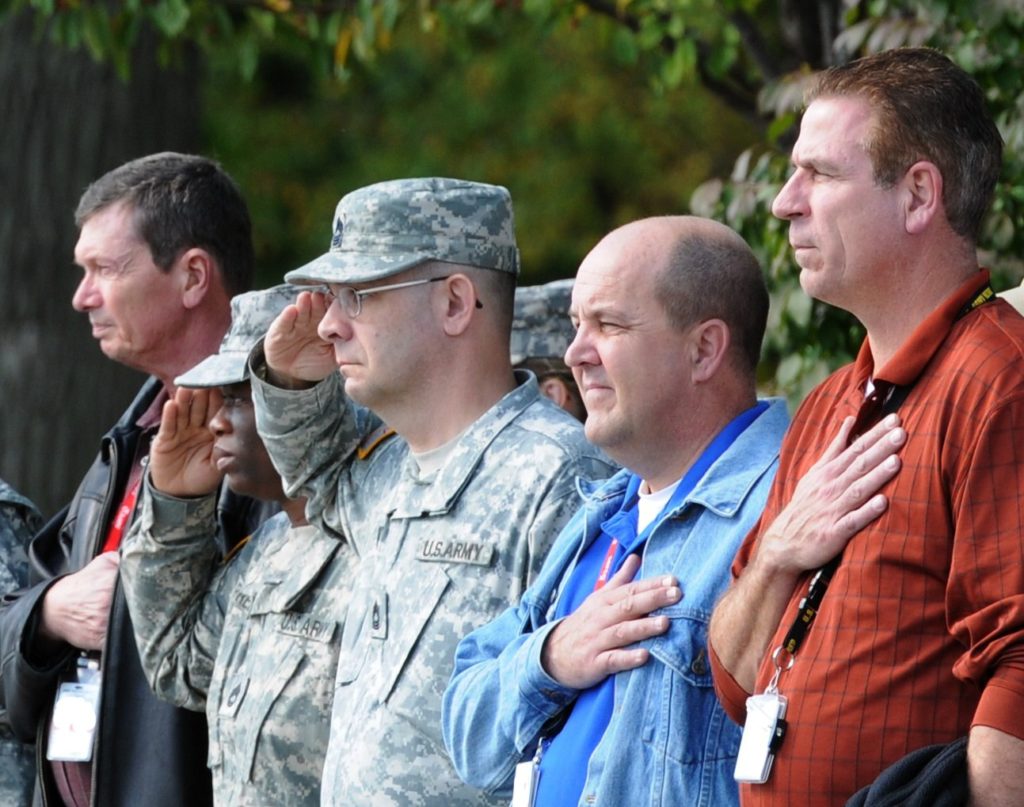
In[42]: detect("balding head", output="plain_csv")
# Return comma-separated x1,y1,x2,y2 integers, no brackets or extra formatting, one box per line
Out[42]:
606,216,768,376
567,217,766,482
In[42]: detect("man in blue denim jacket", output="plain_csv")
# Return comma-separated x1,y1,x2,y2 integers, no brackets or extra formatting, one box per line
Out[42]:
442,215,789,807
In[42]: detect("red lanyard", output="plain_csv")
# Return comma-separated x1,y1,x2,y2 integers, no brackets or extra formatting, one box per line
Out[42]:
101,476,142,553
594,539,620,591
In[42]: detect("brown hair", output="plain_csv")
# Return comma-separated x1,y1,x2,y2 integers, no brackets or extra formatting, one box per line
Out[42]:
656,225,768,375
808,48,1002,241
76,152,254,296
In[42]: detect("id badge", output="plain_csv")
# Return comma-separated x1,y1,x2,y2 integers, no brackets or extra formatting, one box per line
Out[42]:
734,692,788,784
510,757,540,807
47,680,100,762
48,655,102,762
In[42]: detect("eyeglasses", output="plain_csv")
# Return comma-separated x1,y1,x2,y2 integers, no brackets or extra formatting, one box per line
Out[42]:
323,274,483,318
323,276,451,318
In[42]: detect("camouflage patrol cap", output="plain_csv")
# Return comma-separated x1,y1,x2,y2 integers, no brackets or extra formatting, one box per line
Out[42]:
510,279,575,365
175,284,300,388
285,177,520,285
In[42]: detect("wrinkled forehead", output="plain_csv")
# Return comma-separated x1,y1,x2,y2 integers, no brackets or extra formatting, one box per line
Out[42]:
793,97,876,164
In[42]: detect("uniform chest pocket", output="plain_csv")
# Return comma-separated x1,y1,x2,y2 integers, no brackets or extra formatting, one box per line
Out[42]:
333,586,388,687
333,565,450,710
211,642,305,784
378,564,449,708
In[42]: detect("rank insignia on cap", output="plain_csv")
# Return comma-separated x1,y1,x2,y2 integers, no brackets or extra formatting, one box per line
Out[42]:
330,216,345,250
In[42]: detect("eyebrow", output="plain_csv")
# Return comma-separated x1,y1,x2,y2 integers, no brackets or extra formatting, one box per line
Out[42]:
791,150,843,174
77,247,137,267
572,299,632,323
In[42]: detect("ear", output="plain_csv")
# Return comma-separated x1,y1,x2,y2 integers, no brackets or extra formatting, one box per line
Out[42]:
177,248,217,310
439,273,479,337
689,318,730,384
902,160,943,235
539,376,571,409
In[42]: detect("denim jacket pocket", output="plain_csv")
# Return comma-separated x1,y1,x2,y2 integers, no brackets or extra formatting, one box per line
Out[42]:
649,608,713,685
647,610,737,765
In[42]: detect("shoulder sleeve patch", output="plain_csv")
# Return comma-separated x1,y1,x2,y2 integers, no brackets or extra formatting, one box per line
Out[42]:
357,425,397,460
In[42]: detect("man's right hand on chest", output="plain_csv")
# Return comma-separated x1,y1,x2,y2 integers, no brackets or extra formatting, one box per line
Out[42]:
540,554,681,690
39,552,120,651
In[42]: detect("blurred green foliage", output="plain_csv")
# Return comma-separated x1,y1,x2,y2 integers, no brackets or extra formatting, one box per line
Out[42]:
5,0,1023,403
200,12,754,289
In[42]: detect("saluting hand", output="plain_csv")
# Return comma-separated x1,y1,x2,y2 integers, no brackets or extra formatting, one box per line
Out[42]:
541,554,682,690
263,291,337,387
149,387,223,498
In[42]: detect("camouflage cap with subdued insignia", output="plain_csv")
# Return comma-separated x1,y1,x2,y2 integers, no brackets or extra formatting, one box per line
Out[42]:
285,177,520,285
510,279,575,365
175,284,301,388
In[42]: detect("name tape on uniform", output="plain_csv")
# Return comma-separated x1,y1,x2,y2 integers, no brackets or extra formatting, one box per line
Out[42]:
416,539,494,566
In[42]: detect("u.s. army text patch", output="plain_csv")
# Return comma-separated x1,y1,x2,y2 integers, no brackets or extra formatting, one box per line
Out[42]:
278,613,337,643
416,539,494,566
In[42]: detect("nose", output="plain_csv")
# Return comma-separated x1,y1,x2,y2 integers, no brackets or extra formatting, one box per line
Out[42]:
209,403,230,437
72,272,101,312
564,323,597,370
771,170,807,221
317,298,354,343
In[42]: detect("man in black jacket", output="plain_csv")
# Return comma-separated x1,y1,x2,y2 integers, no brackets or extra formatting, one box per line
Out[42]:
0,153,273,807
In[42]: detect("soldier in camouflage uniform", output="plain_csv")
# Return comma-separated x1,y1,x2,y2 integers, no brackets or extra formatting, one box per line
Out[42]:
250,177,615,806
0,480,41,807
120,284,354,806
511,279,585,421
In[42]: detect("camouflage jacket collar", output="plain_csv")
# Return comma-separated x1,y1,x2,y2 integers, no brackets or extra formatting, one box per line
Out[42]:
248,522,342,615
390,371,541,518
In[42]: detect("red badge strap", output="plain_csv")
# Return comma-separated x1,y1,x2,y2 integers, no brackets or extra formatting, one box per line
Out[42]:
101,476,142,553
594,539,620,591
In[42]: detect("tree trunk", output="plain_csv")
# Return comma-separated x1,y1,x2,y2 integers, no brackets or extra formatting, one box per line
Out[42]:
0,11,201,517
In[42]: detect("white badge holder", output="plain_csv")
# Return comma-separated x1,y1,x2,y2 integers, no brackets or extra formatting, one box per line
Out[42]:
734,692,788,783
47,655,102,762
734,646,791,784
510,739,544,807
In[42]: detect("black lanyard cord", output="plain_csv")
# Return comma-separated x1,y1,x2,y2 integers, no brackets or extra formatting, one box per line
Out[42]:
771,282,993,671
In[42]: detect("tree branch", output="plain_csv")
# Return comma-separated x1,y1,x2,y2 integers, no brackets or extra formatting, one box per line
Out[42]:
579,0,641,32
728,8,780,81
579,0,761,123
